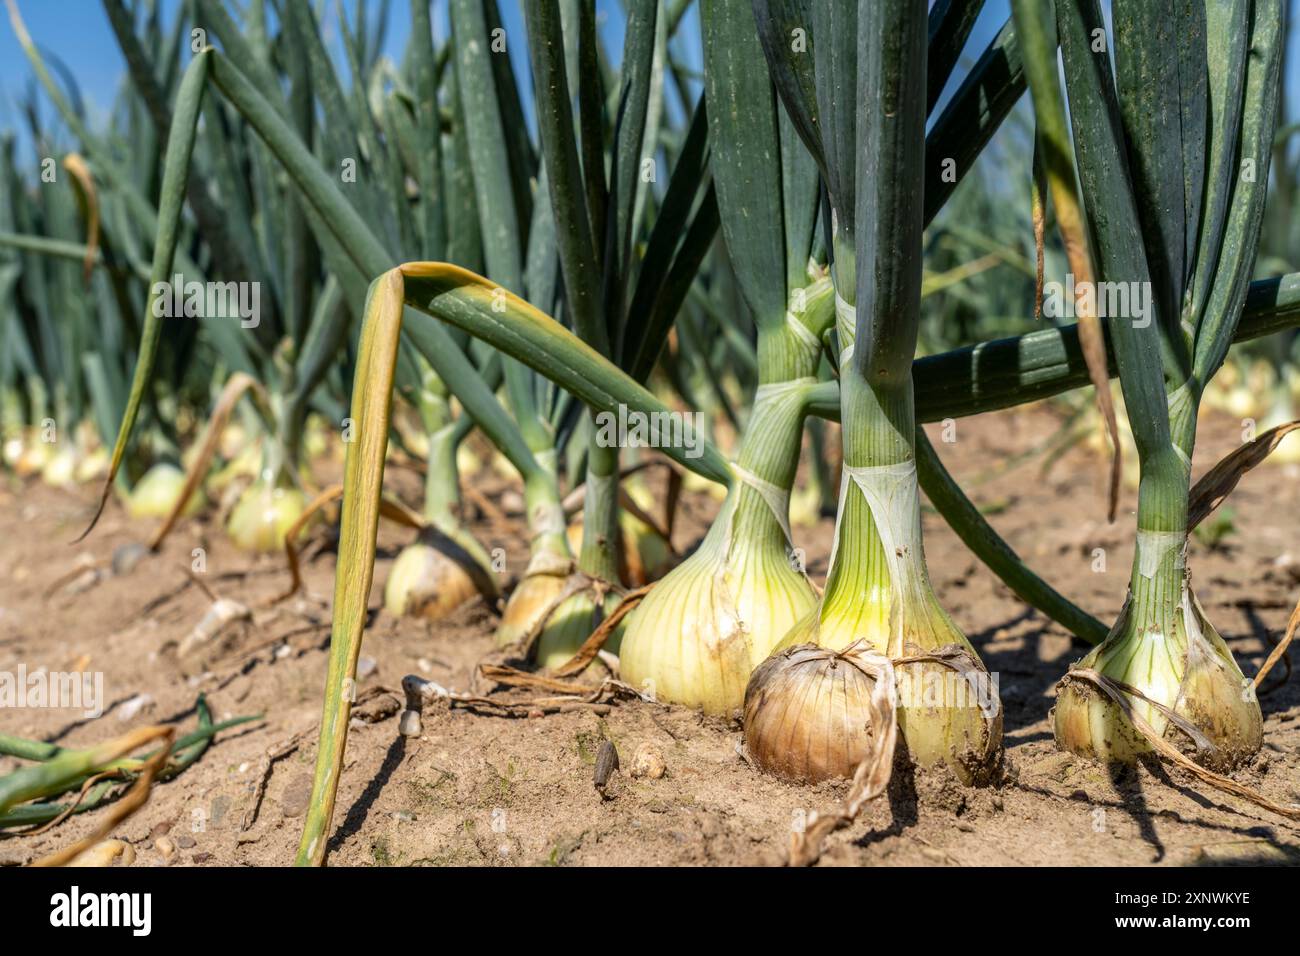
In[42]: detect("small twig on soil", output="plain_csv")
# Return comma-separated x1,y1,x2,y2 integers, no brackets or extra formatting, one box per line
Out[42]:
399,674,639,735
185,565,221,604
241,733,305,831
135,576,195,619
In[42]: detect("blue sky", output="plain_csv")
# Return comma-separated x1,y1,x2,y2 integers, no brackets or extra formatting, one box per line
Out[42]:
0,0,659,156
3,1,1299,160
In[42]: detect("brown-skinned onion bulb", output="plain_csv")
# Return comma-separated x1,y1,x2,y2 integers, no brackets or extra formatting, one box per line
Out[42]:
384,529,487,620
744,642,890,782
743,462,1002,785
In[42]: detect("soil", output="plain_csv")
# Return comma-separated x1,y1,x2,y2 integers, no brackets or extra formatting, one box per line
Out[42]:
2,402,1298,867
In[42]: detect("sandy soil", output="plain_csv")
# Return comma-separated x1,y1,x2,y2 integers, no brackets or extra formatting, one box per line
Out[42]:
1,403,1298,867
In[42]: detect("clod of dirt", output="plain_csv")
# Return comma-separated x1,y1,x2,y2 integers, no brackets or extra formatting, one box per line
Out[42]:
353,690,401,723
280,773,314,818
147,821,172,842
630,742,666,779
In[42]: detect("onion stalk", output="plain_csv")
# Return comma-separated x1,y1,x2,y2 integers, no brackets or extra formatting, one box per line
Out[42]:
618,1,834,712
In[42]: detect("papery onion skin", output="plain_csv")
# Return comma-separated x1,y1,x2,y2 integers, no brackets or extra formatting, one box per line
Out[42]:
384,535,481,620
764,577,1002,784
496,563,569,649
743,644,882,782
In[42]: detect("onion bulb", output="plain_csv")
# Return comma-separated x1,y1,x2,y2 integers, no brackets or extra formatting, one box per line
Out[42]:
496,552,572,648
1054,533,1261,770
12,437,51,477
74,446,108,484
620,478,675,584
535,590,620,671
744,642,890,782
126,463,206,520
746,462,1001,784
496,553,620,670
619,486,816,713
1259,394,1300,464
206,440,261,495
40,446,78,487
384,529,486,620
226,478,309,552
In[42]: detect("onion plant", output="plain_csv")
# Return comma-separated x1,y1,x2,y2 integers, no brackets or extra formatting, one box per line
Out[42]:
1014,0,1282,768
738,1,1005,785
611,0,834,713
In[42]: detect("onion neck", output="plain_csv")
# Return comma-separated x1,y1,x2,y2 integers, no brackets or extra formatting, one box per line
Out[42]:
423,423,460,531
817,229,934,650
718,277,834,560
579,421,621,583
523,449,571,567
1100,384,1199,696
1127,381,1197,593
414,386,458,529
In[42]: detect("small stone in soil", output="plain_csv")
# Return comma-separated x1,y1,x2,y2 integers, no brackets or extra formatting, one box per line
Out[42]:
280,773,313,818
630,742,666,779
148,821,173,841
111,542,150,576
